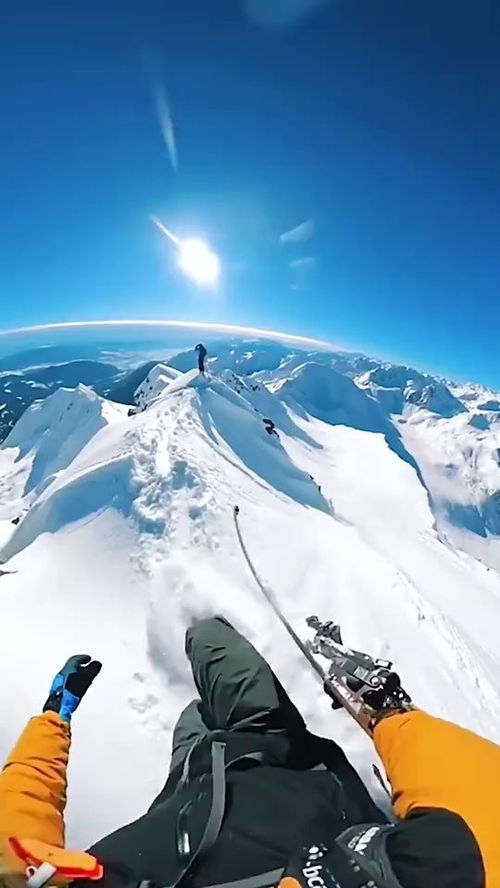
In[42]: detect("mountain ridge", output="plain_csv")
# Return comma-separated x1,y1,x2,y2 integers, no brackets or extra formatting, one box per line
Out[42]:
1,342,500,848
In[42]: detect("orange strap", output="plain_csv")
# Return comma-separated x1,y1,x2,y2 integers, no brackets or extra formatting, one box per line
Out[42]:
7,838,103,884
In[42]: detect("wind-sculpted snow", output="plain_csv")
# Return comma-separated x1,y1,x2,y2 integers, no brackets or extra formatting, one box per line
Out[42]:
2,385,123,496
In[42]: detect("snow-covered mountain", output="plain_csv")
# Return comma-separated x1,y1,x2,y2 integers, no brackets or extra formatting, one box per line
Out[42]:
1,339,500,850
0,360,122,443
353,362,500,566
0,338,328,442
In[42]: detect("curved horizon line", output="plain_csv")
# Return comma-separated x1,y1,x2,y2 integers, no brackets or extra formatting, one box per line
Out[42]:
0,319,345,352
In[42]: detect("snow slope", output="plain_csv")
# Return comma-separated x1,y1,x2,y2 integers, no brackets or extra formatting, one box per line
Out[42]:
350,364,500,569
134,362,181,411
1,356,500,852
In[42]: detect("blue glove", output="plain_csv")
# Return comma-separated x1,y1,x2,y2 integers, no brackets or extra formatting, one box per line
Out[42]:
43,655,102,723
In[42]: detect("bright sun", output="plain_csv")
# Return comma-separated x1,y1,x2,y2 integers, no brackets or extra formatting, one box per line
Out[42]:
178,237,221,286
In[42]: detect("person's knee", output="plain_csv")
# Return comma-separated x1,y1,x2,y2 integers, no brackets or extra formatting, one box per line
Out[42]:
185,615,234,654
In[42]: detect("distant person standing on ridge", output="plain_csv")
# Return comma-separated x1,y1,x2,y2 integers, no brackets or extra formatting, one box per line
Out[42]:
195,343,207,374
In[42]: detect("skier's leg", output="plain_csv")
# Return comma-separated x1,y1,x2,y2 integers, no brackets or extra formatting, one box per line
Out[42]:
149,699,209,808
185,616,305,736
169,699,210,775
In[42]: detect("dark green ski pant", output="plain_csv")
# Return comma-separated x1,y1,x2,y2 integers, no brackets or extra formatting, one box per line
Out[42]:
151,616,384,826
168,616,305,776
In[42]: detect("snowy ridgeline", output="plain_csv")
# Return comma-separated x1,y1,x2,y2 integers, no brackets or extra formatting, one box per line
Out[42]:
0,348,500,849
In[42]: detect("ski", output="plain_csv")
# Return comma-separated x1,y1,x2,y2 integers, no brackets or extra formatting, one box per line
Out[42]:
233,506,413,737
233,506,326,684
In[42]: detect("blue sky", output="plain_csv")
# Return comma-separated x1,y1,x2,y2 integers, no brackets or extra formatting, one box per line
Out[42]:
2,0,500,385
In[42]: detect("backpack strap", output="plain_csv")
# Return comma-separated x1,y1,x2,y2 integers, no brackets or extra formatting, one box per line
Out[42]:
172,741,268,888
169,741,228,888
195,742,227,861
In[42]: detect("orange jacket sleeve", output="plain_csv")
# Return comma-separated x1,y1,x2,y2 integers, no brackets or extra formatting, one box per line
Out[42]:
0,713,103,884
374,709,500,886
0,712,69,847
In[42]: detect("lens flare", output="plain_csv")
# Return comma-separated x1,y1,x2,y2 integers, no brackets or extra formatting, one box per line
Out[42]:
151,216,221,287
177,238,221,286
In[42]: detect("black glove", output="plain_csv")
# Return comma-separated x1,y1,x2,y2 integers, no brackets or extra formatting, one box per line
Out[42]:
43,655,102,723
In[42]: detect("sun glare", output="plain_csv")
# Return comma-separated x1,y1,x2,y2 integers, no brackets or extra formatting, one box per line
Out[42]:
178,237,221,286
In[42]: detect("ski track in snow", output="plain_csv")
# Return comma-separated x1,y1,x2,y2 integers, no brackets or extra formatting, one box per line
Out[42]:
1,359,500,846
